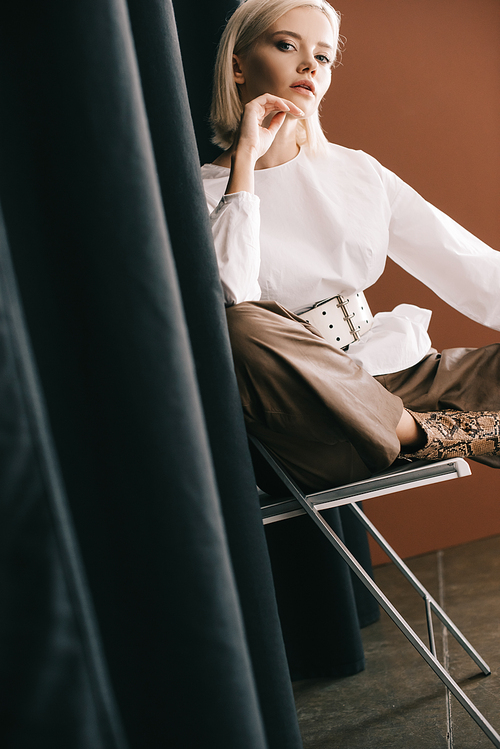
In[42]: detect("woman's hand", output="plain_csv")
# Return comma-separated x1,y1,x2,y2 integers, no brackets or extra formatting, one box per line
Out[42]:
236,93,304,161
225,93,304,195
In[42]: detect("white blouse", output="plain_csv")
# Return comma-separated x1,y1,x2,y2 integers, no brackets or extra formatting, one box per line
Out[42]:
201,144,500,376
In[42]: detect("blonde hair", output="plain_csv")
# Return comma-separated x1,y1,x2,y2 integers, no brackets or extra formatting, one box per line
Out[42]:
210,0,341,153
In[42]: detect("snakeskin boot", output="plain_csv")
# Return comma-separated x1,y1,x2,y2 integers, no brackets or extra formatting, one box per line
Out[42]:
401,409,500,461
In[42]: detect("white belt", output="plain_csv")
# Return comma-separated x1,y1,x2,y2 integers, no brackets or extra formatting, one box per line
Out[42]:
297,292,374,350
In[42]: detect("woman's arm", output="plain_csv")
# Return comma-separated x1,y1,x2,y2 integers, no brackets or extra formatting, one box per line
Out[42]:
207,191,262,304
224,93,303,195
204,94,303,305
378,161,500,330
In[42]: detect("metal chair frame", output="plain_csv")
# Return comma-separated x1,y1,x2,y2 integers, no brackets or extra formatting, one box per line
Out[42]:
253,436,500,748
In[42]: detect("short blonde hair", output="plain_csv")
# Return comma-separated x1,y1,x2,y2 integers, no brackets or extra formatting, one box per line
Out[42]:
210,0,341,153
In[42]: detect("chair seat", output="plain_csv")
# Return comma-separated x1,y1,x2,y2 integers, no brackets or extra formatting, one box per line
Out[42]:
259,457,471,524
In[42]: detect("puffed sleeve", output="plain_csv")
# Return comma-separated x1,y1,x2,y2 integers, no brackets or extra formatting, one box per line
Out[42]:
377,162,500,331
203,181,262,306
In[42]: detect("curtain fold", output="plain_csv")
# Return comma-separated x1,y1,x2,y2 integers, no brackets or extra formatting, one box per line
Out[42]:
0,207,127,748
172,0,233,165
124,3,303,747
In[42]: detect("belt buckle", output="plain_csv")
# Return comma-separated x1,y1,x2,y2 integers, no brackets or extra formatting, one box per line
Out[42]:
298,292,374,350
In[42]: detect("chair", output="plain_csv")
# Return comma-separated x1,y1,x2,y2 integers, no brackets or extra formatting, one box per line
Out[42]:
252,435,500,748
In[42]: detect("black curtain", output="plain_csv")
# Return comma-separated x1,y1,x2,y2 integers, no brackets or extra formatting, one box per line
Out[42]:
173,0,230,165
0,0,376,747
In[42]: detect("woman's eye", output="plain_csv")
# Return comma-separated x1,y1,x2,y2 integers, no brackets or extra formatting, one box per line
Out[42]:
277,41,295,51
316,54,332,65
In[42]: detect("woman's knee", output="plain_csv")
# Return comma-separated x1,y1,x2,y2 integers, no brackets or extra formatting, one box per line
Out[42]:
226,302,261,360
226,301,307,391
226,301,284,363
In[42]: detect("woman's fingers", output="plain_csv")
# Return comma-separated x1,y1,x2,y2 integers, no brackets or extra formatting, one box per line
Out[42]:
234,92,305,162
249,93,304,121
265,110,288,138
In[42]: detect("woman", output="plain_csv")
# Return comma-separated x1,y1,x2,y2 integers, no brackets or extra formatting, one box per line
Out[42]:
201,0,500,494
200,0,500,680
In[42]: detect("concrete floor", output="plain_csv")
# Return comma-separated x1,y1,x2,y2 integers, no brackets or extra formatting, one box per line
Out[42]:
294,534,500,748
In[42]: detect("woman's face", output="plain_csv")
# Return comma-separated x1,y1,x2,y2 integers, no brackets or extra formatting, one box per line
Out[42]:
234,6,335,118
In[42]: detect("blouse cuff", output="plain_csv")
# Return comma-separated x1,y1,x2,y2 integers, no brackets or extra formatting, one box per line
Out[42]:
212,191,260,216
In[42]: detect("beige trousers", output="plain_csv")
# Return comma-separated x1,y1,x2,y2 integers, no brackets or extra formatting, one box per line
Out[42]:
226,301,500,493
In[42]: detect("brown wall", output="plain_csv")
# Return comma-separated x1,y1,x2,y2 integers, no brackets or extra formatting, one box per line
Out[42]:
321,0,500,564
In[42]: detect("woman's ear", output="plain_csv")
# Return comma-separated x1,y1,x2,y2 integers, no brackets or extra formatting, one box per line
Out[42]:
232,54,245,85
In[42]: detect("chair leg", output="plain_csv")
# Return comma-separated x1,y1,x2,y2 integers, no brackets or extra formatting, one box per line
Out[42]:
424,595,437,657
348,502,491,675
305,503,500,748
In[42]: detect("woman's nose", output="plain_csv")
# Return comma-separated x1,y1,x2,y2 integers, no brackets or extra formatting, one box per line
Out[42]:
298,54,317,74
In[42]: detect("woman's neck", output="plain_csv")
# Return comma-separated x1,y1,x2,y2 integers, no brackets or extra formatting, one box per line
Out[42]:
255,132,300,170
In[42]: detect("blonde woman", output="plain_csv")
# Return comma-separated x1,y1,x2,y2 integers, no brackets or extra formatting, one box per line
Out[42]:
201,0,500,493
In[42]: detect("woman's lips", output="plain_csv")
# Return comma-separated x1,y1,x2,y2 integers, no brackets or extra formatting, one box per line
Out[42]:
290,80,315,97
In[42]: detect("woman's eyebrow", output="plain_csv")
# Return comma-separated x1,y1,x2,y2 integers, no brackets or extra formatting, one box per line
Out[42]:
271,29,334,51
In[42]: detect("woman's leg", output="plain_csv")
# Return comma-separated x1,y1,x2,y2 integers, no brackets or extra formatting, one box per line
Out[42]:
396,409,426,450
226,301,404,491
378,344,500,466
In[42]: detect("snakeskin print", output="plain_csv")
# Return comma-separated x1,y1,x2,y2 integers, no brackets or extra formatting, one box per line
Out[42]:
401,410,500,462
